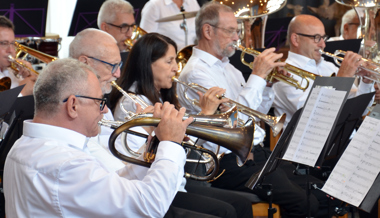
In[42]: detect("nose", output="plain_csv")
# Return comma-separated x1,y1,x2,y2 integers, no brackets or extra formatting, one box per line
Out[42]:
173,60,179,72
102,105,109,114
232,31,239,41
318,38,326,49
113,67,121,79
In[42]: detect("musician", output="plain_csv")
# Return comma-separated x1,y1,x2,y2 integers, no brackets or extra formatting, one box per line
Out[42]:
272,14,374,126
109,32,253,218
3,58,194,217
69,28,135,171
174,2,331,217
140,0,200,50
98,0,135,53
328,9,360,41
0,16,36,96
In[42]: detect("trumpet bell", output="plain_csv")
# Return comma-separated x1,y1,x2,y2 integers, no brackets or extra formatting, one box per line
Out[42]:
124,26,147,51
0,77,11,92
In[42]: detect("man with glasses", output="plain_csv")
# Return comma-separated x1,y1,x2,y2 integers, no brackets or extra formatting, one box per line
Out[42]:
3,58,196,217
0,15,36,96
176,2,326,218
98,0,135,53
328,9,360,41
69,28,136,172
272,14,374,126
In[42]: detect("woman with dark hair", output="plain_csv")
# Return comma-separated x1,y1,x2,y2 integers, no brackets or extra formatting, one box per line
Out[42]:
110,32,227,121
109,33,253,218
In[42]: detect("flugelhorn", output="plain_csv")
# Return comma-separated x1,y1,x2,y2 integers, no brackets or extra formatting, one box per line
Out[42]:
124,26,147,51
235,44,321,91
108,117,255,180
173,76,285,137
319,49,380,82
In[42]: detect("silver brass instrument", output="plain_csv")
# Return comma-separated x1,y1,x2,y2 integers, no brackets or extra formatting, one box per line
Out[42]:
172,76,286,137
108,117,255,181
213,0,287,49
235,44,321,91
319,49,380,82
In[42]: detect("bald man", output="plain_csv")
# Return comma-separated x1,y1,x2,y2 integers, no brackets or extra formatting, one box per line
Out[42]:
273,14,374,126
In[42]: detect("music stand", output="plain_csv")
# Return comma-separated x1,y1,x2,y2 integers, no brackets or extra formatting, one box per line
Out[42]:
0,1,48,37
68,0,149,36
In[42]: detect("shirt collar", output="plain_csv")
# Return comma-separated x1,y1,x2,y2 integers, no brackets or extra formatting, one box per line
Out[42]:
193,46,230,68
287,51,326,67
23,120,89,151
165,0,187,6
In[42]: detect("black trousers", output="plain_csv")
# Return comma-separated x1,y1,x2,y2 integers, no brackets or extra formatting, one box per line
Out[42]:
210,146,323,218
169,185,253,218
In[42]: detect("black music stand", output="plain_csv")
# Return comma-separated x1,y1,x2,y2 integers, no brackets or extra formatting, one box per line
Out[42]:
68,0,149,36
0,1,48,37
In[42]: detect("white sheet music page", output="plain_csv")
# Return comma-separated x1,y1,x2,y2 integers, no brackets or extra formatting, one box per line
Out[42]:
282,87,346,166
322,116,380,207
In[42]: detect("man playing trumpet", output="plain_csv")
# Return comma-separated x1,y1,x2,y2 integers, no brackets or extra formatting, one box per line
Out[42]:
273,14,375,126
0,16,36,96
176,2,330,218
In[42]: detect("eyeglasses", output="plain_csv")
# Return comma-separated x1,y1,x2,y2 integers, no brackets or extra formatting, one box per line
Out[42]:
209,24,241,37
347,23,360,26
63,95,107,111
296,33,329,43
88,56,123,75
106,23,136,33
0,41,16,50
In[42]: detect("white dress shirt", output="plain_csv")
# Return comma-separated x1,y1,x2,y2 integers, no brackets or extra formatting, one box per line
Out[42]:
4,120,186,218
327,35,344,42
140,0,200,50
273,51,374,126
177,47,273,154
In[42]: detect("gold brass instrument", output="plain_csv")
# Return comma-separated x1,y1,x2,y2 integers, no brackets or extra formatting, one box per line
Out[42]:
319,49,380,82
108,117,255,180
14,41,58,63
8,41,58,79
235,44,321,91
0,77,11,92
172,76,285,137
176,44,194,74
124,26,147,51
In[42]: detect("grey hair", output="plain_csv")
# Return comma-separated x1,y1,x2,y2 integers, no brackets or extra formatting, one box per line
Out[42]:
341,9,358,35
97,0,134,28
69,28,116,60
33,58,94,116
195,1,233,40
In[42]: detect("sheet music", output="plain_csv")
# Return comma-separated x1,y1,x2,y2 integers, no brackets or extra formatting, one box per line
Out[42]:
283,87,346,166
322,116,380,206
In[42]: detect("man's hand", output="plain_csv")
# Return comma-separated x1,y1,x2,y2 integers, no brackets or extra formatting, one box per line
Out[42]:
266,66,290,86
375,83,380,103
15,59,35,78
251,47,286,79
19,74,37,96
198,87,229,115
337,51,364,78
154,102,193,144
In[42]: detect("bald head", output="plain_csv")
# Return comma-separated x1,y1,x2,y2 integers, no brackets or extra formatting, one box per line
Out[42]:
70,28,121,94
287,15,327,62
70,28,117,59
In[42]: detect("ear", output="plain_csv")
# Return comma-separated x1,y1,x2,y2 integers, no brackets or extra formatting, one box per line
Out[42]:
100,22,107,31
78,56,88,64
202,24,213,40
343,23,349,35
66,96,79,119
290,33,299,47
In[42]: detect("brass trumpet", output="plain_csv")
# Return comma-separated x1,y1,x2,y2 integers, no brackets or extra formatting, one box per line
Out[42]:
108,117,255,180
235,44,320,91
172,76,285,137
319,49,380,82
